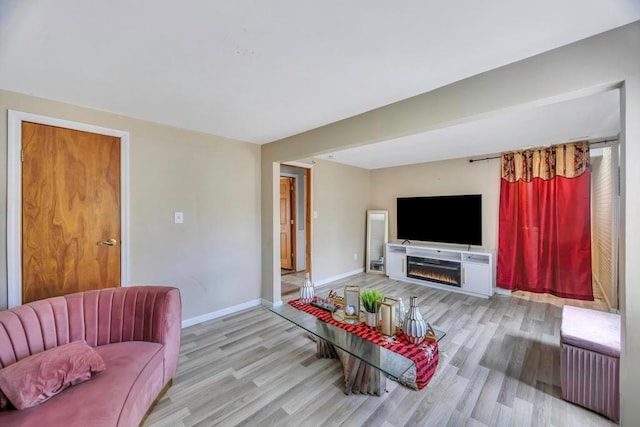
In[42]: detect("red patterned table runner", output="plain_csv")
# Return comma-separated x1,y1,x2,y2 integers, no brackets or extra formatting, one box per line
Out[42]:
288,298,439,390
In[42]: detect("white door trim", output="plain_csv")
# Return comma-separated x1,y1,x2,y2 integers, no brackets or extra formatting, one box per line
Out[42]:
7,110,130,308
282,160,314,169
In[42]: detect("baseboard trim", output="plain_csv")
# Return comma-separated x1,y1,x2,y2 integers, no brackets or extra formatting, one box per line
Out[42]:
181,298,262,328
314,268,364,287
181,270,364,328
494,287,512,296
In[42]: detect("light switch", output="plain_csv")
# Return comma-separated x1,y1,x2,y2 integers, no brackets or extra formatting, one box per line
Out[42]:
174,211,184,224
313,211,318,219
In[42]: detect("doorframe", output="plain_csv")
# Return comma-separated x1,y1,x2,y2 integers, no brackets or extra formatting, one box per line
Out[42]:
281,161,312,279
7,110,130,308
612,143,620,310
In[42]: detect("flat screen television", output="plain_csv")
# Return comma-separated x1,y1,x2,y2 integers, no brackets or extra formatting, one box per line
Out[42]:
397,195,482,246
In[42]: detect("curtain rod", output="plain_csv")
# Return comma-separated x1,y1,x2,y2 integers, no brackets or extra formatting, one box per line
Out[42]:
468,138,619,163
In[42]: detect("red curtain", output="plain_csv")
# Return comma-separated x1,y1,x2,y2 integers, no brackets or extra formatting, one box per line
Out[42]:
497,143,593,300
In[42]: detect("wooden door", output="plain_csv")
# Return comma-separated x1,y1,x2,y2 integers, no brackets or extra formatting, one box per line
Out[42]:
21,122,121,303
280,176,294,270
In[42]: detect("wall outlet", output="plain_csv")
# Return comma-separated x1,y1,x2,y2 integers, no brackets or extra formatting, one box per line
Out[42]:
174,211,184,224
354,253,358,260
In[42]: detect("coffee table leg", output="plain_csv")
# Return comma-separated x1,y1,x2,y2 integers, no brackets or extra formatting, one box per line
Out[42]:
315,338,384,395
343,355,385,395
316,338,338,359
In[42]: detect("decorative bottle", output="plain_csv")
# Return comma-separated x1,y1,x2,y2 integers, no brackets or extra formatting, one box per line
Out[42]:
403,296,426,344
299,272,314,304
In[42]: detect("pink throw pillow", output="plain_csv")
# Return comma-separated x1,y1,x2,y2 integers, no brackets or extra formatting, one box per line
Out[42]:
0,341,106,410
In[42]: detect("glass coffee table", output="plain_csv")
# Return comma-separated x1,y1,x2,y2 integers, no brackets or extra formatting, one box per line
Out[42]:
270,304,445,395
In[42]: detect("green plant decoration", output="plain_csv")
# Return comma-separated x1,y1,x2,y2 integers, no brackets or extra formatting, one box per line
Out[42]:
361,289,383,313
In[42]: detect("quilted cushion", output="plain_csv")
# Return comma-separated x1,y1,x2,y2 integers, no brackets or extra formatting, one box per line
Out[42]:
561,305,620,357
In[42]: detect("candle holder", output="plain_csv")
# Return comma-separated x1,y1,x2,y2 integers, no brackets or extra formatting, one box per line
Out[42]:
376,297,398,336
343,286,361,321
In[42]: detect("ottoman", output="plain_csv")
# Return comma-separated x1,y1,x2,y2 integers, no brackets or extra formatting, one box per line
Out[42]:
560,305,620,422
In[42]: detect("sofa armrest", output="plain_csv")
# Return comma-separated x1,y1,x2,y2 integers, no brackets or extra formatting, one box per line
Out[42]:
120,286,182,383
88,285,182,383
149,286,182,382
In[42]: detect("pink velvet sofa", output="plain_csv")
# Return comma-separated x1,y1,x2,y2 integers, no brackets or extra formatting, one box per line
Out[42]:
0,286,181,426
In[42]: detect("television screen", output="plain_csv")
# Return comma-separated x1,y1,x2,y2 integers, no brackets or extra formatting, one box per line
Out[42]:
397,195,482,246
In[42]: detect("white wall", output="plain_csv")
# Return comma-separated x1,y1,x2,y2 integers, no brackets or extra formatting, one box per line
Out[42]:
0,89,262,321
370,157,501,251
620,72,640,426
311,159,370,282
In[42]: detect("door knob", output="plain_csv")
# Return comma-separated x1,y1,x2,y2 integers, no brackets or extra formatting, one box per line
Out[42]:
98,238,118,246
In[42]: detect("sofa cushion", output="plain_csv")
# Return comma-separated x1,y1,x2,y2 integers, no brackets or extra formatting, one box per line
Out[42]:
0,341,164,427
96,342,166,427
0,341,106,410
561,305,621,357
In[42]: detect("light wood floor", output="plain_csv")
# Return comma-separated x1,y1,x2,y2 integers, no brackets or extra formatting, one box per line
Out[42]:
281,271,306,298
145,274,616,427
511,278,610,313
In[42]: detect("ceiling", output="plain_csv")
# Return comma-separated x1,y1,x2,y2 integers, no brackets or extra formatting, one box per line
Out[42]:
317,89,620,169
0,1,638,145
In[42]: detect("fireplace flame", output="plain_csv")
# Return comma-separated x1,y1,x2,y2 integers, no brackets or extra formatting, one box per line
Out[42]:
409,270,459,285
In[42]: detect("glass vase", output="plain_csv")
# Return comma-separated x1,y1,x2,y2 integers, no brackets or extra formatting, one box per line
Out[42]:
402,296,426,344
299,272,314,304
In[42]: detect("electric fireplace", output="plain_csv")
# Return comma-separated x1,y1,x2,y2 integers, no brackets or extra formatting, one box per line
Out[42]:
406,256,461,287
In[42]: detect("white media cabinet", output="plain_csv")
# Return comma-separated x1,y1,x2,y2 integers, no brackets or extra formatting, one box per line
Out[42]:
386,243,496,298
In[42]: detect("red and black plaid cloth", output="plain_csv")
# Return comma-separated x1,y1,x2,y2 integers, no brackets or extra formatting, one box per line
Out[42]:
288,298,439,390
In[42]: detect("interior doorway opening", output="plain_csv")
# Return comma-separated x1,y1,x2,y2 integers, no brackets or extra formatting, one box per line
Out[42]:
279,163,312,299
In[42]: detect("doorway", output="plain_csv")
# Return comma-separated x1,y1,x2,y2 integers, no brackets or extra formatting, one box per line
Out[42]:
280,163,312,299
7,111,130,307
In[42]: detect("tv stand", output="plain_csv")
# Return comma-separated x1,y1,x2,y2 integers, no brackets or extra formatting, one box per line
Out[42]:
386,243,495,298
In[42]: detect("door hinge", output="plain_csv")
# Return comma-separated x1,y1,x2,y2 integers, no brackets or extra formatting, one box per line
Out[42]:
21,150,24,162
291,253,294,258
291,219,294,225
290,186,294,191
